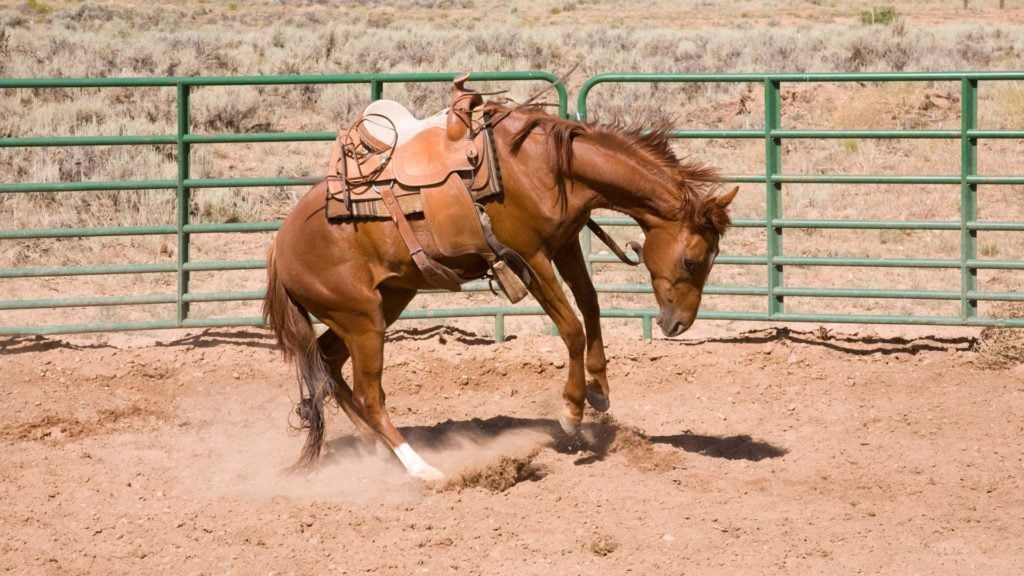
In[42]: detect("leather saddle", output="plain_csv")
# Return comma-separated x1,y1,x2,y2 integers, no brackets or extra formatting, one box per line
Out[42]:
324,75,529,300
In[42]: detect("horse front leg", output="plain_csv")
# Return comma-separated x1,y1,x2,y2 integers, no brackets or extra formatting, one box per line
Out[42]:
553,239,611,413
524,255,589,435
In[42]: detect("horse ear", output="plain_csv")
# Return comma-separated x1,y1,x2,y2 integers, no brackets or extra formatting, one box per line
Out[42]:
716,186,739,209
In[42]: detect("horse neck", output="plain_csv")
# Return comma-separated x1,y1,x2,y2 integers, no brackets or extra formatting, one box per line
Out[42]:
567,136,682,229
495,111,684,229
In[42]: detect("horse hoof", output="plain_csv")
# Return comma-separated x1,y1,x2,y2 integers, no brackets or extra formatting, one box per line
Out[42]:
395,443,444,481
412,464,445,482
558,412,581,436
586,389,610,413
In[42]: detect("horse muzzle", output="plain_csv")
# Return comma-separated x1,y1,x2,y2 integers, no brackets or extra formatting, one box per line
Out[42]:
657,310,693,338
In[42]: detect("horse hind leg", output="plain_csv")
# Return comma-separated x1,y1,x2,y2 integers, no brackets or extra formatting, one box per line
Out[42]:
338,321,443,481
379,286,442,479
317,330,379,444
321,287,442,480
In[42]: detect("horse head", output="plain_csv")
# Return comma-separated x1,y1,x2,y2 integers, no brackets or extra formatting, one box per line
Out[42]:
642,185,738,337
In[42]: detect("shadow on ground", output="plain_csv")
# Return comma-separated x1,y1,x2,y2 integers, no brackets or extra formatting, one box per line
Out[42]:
320,414,787,467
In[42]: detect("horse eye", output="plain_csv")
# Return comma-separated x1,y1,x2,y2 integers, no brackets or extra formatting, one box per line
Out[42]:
683,259,699,273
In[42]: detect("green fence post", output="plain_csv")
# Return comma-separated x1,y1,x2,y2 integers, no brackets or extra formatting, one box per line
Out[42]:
960,77,979,321
370,78,383,101
765,79,784,319
176,82,192,325
494,313,505,343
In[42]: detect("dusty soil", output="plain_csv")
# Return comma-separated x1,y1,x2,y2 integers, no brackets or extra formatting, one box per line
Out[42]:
2,323,1024,575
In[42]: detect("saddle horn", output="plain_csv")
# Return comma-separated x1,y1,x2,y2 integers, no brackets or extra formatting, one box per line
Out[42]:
448,73,484,141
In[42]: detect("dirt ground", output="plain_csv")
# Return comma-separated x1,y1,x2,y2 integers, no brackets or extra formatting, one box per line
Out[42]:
2,322,1023,575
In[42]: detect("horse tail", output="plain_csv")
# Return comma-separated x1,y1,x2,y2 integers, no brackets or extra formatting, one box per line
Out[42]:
263,240,331,467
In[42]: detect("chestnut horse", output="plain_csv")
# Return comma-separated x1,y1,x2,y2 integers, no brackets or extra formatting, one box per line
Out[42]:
263,104,737,480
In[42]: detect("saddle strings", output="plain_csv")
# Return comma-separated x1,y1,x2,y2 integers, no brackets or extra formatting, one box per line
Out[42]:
479,63,580,129
332,113,400,211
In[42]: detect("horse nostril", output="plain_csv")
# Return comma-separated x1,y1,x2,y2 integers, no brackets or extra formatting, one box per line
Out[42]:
659,317,687,337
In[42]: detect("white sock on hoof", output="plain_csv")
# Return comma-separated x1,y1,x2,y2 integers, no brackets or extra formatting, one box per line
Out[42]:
558,412,581,436
394,443,444,480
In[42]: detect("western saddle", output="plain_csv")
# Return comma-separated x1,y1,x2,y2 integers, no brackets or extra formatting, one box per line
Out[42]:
325,75,530,301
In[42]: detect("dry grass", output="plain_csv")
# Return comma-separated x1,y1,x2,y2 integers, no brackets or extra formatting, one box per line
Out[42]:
1,0,1023,332
975,303,1024,369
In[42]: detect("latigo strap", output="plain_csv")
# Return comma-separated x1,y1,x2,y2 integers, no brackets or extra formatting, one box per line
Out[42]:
378,185,464,291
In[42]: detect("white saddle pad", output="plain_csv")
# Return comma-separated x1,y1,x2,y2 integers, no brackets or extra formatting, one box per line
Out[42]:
361,100,447,147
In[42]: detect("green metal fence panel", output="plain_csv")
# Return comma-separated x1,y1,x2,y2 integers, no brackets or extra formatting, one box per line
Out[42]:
2,71,1022,338
577,72,1024,329
0,71,566,337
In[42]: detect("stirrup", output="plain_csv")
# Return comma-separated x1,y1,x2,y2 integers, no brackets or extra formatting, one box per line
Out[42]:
491,260,529,303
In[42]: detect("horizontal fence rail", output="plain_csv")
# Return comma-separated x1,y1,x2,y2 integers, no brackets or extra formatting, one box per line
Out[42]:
1,71,1022,338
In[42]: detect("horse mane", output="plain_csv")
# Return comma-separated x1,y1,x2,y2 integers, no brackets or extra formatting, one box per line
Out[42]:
498,105,731,237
